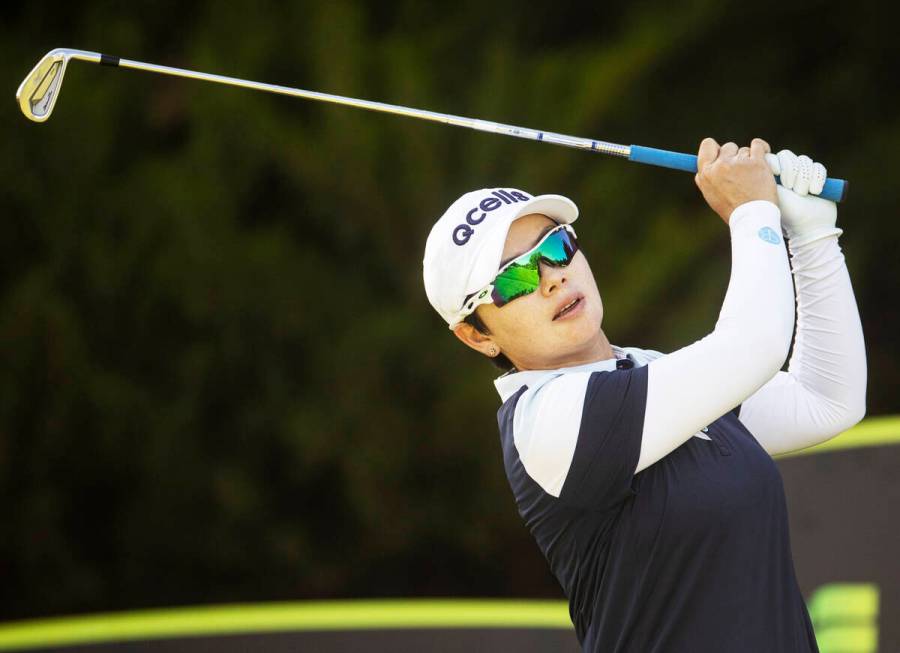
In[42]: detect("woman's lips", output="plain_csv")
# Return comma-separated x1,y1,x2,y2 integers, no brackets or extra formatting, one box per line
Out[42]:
553,295,584,321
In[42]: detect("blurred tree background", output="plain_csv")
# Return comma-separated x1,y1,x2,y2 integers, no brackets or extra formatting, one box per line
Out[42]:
1,0,897,619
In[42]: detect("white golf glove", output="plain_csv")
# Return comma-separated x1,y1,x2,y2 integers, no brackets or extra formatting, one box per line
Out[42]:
764,149,842,247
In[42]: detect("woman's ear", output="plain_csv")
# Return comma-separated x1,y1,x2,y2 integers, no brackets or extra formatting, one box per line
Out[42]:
452,321,499,358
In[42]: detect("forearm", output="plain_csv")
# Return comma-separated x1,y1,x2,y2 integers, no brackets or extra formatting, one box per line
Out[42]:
637,200,795,472
788,235,866,399
739,234,867,452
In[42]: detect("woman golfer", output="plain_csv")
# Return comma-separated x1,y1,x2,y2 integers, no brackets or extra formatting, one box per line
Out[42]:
422,138,866,652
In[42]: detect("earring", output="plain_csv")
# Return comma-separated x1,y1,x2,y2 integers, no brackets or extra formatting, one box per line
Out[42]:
488,346,498,357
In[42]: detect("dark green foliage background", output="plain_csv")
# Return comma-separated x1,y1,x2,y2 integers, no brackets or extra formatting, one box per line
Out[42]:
1,0,896,618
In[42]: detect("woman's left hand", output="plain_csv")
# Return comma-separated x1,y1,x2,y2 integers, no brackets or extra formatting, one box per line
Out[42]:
765,150,841,247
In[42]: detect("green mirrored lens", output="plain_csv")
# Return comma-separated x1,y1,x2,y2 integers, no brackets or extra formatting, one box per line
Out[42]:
537,230,570,265
490,227,578,306
492,263,540,305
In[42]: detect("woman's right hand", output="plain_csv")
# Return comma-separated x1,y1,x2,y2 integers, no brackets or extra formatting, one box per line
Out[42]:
694,137,778,223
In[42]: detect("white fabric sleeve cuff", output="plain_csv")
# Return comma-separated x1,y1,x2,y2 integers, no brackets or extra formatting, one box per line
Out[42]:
728,200,781,236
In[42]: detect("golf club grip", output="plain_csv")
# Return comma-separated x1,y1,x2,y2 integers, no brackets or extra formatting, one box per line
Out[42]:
628,145,848,203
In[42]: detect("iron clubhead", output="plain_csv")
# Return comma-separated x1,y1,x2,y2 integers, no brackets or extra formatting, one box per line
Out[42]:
16,49,70,122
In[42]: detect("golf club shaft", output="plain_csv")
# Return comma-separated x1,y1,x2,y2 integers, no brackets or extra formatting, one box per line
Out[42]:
53,50,851,202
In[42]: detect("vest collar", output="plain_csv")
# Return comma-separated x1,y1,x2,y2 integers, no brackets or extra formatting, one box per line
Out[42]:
494,345,634,402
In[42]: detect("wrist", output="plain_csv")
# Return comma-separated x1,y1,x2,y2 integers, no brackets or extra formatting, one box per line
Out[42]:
729,200,781,235
786,227,843,249
773,185,839,248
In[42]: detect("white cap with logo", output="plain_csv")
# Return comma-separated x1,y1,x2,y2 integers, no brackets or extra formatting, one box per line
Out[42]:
423,188,579,327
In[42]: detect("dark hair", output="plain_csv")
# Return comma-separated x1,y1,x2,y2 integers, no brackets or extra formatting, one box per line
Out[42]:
463,311,515,372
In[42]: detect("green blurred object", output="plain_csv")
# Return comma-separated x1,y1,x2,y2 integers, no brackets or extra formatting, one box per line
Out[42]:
807,584,879,653
774,416,900,459
0,600,573,651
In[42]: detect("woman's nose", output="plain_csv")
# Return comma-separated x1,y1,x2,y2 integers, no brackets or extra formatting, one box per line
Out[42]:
540,262,567,295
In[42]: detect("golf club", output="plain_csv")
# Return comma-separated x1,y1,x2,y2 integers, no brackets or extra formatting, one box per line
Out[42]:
16,48,848,202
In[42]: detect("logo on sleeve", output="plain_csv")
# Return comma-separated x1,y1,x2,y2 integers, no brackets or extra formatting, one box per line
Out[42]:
452,189,531,246
757,226,782,245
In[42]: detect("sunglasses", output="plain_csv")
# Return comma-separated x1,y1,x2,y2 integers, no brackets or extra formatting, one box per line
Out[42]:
457,224,579,323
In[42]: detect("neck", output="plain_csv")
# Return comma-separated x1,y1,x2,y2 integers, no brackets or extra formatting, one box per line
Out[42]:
513,329,616,371
560,328,616,367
